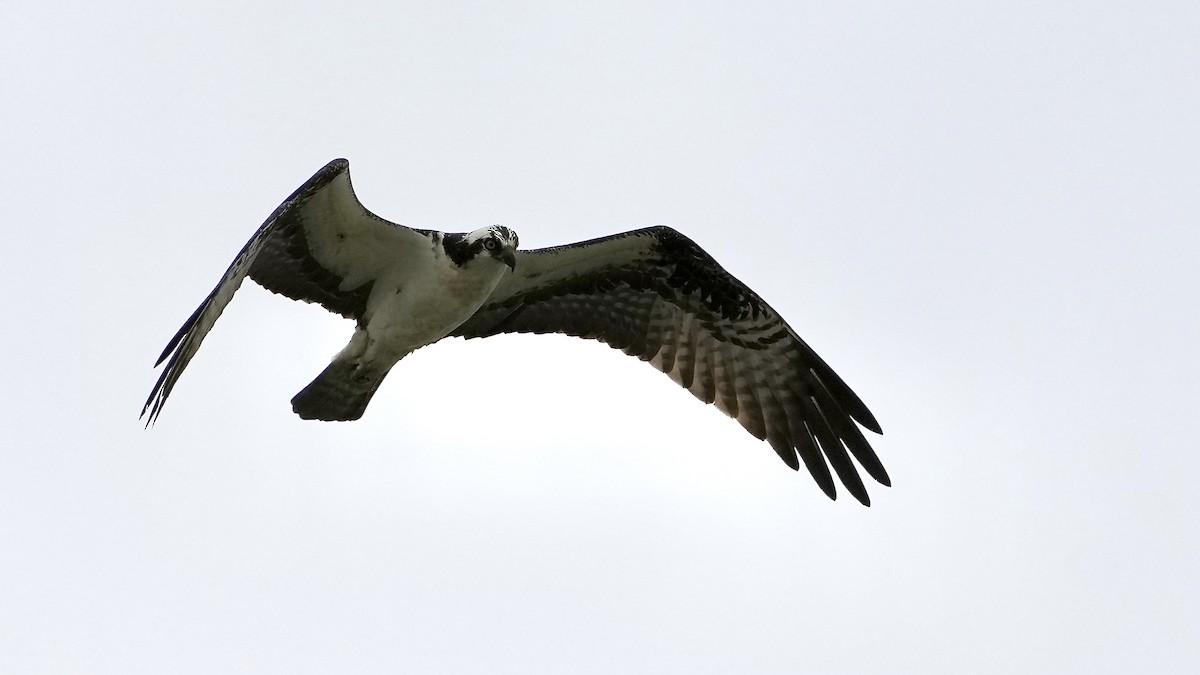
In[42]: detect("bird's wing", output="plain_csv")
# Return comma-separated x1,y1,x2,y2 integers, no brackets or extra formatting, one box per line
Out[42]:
141,159,429,424
452,226,888,504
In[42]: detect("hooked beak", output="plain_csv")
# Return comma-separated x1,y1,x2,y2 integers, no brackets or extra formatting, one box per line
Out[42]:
499,248,517,271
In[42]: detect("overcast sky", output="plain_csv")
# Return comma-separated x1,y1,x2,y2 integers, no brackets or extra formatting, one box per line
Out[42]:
3,1,1198,673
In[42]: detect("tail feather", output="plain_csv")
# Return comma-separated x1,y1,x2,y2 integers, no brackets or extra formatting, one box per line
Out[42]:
291,360,388,421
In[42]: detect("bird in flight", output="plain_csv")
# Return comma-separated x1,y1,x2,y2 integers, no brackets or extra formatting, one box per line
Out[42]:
143,159,888,504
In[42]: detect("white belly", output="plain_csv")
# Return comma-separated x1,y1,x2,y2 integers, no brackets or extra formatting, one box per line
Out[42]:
353,254,508,366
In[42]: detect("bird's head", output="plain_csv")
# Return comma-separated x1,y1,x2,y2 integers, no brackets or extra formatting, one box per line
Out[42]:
454,225,519,271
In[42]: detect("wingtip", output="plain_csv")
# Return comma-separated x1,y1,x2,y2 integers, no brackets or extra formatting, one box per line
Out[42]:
139,395,162,429
825,478,873,507
769,437,801,471
814,473,873,506
139,407,155,429
818,480,838,502
849,485,871,507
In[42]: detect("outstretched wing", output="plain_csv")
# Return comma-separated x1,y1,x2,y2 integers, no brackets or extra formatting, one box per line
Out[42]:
141,159,429,424
453,227,888,504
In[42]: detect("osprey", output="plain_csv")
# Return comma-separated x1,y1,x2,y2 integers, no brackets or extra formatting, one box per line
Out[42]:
143,159,889,504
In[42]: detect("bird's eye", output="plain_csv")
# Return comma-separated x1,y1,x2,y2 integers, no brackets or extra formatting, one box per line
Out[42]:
484,238,498,251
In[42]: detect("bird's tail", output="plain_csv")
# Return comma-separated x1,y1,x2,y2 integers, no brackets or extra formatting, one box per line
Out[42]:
291,360,390,421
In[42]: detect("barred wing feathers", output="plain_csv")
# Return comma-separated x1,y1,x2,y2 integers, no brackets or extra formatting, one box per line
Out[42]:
454,227,888,504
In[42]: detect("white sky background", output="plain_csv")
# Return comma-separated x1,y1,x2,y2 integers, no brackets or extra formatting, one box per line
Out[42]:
2,1,1198,672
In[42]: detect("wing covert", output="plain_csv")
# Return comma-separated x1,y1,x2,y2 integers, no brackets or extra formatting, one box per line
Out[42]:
246,159,433,317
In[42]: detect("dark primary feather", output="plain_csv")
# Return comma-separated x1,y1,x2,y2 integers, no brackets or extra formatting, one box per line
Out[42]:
453,227,888,505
